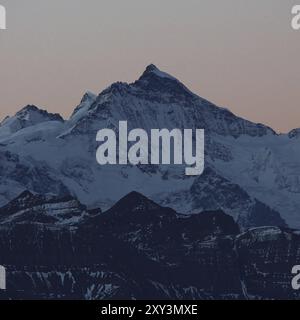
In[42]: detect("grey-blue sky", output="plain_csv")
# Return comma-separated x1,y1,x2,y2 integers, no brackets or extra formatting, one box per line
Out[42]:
0,0,299,132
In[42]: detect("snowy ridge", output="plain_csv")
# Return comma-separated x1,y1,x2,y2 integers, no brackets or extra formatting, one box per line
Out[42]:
0,105,64,139
0,64,299,228
0,191,95,225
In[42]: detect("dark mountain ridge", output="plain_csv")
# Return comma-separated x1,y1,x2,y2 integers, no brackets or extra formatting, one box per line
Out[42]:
0,191,299,300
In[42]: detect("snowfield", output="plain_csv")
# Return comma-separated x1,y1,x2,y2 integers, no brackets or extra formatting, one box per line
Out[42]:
0,64,299,228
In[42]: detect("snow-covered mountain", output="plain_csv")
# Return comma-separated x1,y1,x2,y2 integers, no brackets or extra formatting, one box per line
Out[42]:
0,105,64,138
0,64,299,228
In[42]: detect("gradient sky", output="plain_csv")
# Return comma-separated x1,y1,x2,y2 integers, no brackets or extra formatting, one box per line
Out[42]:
0,0,299,132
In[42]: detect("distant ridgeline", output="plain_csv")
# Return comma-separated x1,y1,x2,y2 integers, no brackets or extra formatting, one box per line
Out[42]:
0,4,6,30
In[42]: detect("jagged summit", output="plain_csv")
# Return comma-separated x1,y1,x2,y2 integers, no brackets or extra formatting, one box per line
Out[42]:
144,63,159,72
133,64,194,97
0,190,88,225
288,128,300,139
15,105,64,122
70,91,98,121
0,104,64,138
17,105,41,114
0,190,79,212
139,64,177,81
97,64,182,97
108,191,163,214
80,91,97,104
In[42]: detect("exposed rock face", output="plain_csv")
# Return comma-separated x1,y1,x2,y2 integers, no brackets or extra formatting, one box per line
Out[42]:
0,105,64,137
0,192,299,300
0,190,92,225
1,65,300,228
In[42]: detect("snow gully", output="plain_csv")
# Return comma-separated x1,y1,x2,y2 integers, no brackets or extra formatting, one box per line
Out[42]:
96,121,205,176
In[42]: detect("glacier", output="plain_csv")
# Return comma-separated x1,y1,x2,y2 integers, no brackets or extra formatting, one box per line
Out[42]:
0,64,299,228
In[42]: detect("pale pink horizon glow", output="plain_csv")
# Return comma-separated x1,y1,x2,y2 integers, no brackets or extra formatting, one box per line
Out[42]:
0,0,299,133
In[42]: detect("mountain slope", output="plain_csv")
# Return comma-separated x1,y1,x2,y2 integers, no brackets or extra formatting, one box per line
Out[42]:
0,191,299,300
158,167,286,229
0,191,95,225
0,105,64,139
0,64,299,228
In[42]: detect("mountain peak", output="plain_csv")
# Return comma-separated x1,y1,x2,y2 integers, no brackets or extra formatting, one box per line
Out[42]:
144,64,160,73
133,64,195,99
80,91,97,104
18,105,40,113
70,91,97,121
16,105,64,122
109,191,163,214
0,105,64,137
0,190,88,225
288,128,300,139
139,64,177,81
